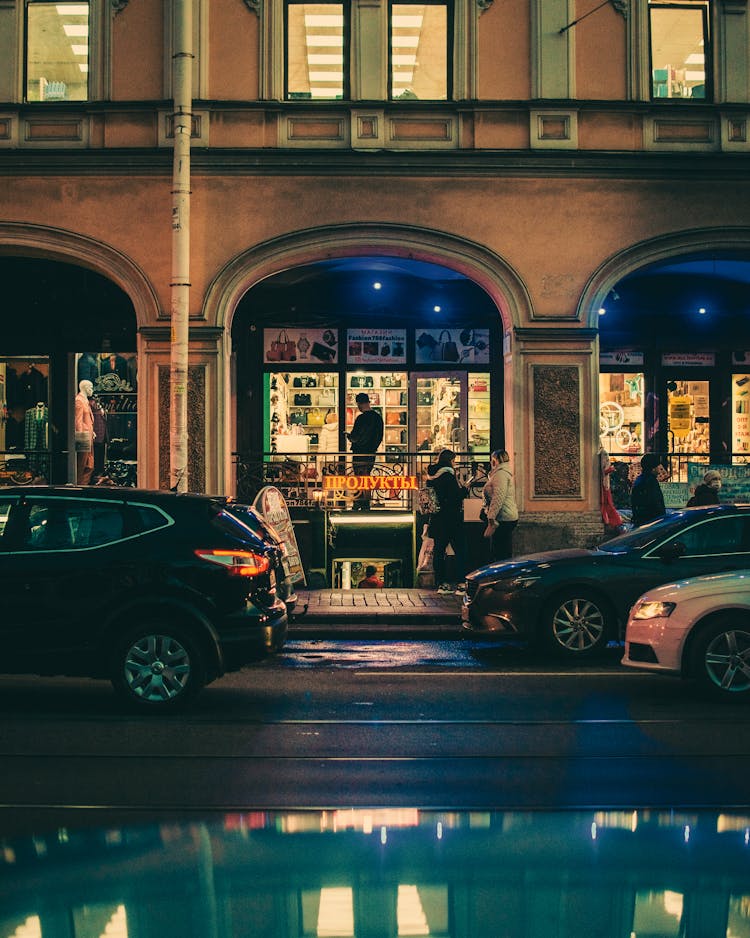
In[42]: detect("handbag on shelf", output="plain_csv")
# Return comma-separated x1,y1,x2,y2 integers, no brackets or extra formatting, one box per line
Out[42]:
290,411,307,426
307,408,325,427
293,376,303,387
293,393,312,406
432,329,460,363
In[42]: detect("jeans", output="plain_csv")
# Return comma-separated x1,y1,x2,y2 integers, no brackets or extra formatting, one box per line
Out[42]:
490,520,517,562
431,523,466,586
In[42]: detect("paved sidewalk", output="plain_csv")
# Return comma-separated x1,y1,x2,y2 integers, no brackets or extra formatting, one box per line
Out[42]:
289,588,464,635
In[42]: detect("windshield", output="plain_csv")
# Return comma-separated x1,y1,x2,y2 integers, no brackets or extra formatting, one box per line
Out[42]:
598,511,691,553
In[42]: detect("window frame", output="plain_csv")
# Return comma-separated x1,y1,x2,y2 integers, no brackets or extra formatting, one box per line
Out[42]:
647,0,713,103
284,0,350,102
388,0,453,102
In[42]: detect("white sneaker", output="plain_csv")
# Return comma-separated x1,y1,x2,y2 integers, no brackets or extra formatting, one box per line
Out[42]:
454,583,467,595
437,583,453,594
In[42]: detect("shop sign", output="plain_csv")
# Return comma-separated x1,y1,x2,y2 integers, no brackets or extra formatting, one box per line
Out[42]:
599,350,644,366
347,329,406,364
662,481,690,508
415,328,490,365
661,352,715,367
253,485,306,585
322,474,418,492
264,328,338,365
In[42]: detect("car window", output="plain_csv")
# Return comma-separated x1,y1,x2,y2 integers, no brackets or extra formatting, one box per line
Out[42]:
0,498,14,547
131,504,172,535
24,499,125,551
662,516,750,557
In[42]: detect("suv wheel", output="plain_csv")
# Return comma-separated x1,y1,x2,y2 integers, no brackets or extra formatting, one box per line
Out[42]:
692,615,750,698
111,623,206,711
542,591,611,657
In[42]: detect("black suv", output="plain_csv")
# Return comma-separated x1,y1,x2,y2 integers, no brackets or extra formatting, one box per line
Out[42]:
0,486,289,710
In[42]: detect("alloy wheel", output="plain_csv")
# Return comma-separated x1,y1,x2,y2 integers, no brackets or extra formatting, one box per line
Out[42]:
550,597,607,653
122,633,193,703
703,628,750,694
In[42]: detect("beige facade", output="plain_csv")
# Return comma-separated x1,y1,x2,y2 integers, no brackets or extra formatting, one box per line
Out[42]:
1,0,750,550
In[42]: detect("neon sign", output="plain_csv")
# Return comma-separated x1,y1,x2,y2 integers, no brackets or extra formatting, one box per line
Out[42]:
322,475,417,492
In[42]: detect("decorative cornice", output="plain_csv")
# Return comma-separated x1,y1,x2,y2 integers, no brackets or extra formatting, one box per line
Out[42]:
477,0,494,10
112,0,129,12
243,0,261,14
610,0,629,16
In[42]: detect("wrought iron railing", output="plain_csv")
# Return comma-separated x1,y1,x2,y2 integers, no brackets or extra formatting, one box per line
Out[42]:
233,450,491,509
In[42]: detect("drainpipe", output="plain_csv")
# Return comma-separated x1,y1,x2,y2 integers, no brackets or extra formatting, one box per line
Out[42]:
170,0,193,491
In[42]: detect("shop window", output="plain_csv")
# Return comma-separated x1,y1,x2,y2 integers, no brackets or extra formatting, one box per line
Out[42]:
286,1,346,99
0,357,50,485
599,372,644,456
649,1,710,101
390,0,450,101
733,373,750,462
346,371,407,460
667,379,709,455
25,1,90,102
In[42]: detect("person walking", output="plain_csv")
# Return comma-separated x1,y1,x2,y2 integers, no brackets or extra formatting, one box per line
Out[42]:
687,469,722,506
347,392,384,509
426,448,467,594
481,449,519,561
630,453,667,526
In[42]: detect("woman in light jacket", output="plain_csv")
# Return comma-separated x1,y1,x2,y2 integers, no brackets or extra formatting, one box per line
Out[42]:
482,449,519,561
316,410,341,477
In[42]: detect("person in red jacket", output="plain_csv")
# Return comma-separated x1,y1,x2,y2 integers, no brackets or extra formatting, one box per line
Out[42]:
358,565,384,589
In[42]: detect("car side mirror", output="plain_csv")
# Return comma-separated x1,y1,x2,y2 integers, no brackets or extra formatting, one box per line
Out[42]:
657,540,685,562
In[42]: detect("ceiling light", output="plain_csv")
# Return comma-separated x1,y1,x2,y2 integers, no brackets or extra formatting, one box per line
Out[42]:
698,307,706,314
373,282,382,290
598,307,606,315
433,305,441,312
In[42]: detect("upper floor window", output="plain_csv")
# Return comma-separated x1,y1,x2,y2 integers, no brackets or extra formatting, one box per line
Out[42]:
25,1,90,102
282,0,454,103
390,1,450,101
649,1,711,101
286,1,347,100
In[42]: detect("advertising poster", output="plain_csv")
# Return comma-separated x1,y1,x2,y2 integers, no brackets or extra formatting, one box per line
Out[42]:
253,485,306,585
264,327,338,365
347,329,406,364
415,328,490,364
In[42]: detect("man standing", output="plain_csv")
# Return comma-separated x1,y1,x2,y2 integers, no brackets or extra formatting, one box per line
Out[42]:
630,452,666,526
347,392,384,509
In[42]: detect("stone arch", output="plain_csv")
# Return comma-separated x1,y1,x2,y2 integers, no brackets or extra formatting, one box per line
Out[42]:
0,222,160,328
204,223,531,332
579,227,750,329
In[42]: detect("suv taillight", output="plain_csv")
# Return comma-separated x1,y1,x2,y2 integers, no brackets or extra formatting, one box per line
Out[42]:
195,549,270,577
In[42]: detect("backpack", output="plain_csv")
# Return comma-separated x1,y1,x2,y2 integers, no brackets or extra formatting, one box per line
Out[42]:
418,484,440,515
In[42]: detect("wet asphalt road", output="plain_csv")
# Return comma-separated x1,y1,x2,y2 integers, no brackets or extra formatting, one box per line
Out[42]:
0,638,748,820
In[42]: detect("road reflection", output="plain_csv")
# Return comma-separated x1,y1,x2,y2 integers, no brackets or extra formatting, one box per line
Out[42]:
1,807,749,936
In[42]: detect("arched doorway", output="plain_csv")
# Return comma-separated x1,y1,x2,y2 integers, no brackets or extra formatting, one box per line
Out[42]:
0,256,138,486
229,253,505,587
592,242,750,507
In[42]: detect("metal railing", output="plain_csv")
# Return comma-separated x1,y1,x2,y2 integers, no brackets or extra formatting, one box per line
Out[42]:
233,450,491,509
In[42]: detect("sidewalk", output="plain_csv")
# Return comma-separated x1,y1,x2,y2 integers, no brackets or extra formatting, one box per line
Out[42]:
289,588,464,636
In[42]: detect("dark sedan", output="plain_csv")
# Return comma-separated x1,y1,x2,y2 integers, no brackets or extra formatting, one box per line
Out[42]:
462,504,750,657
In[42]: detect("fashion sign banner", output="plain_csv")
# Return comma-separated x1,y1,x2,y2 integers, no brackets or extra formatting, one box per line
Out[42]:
264,328,338,365
347,329,406,364
415,328,490,364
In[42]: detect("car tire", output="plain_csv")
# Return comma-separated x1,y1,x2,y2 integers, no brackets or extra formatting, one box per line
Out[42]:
691,615,750,699
541,591,612,657
110,621,206,711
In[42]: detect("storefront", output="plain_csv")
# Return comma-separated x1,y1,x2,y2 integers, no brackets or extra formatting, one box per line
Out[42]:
232,273,503,586
0,258,138,488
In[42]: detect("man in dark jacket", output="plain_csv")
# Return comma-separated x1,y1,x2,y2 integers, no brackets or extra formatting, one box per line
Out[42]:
631,453,666,526
347,392,384,509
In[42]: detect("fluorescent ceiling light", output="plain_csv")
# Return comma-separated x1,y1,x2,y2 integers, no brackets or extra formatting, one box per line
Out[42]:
308,54,343,64
317,887,354,937
305,14,344,26
307,35,344,46
392,16,423,27
392,55,417,65
308,71,344,81
393,74,415,84
392,36,419,47
71,44,88,56
56,4,88,13
78,63,88,72
397,885,430,936
63,24,89,36
685,53,705,64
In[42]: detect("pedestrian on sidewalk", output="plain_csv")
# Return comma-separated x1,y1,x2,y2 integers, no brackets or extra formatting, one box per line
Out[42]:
426,448,468,594
631,453,666,526
481,449,519,561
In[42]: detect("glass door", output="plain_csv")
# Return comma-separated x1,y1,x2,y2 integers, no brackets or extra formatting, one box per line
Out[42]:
666,378,710,456
414,375,463,453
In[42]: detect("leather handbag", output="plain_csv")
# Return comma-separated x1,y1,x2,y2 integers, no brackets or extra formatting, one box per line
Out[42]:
294,393,312,406
433,329,460,363
307,408,325,427
290,410,307,425
270,329,296,362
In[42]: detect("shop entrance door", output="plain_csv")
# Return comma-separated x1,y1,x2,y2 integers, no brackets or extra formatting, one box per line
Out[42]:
664,376,711,478
413,372,491,455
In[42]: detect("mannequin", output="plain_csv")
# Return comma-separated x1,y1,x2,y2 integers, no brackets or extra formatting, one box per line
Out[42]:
75,379,95,485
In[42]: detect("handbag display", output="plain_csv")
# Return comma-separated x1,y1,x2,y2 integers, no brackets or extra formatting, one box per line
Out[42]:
432,329,460,363
307,408,325,427
293,393,312,406
417,390,433,406
267,329,297,362
289,410,307,426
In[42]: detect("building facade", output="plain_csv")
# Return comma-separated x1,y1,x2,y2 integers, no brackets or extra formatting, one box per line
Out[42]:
2,0,750,578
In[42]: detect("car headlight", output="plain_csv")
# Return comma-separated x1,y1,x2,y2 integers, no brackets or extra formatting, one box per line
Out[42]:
490,575,540,591
632,600,676,620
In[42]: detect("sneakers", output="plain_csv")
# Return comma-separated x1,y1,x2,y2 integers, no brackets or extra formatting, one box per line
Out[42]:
437,583,454,595
454,582,467,596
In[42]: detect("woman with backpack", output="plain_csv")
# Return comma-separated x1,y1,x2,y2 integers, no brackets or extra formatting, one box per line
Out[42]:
426,449,468,594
